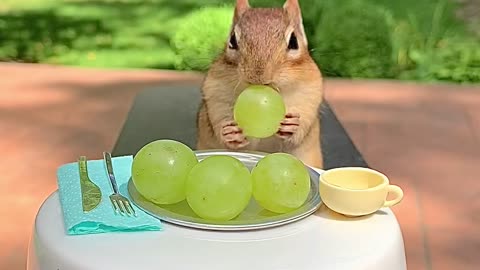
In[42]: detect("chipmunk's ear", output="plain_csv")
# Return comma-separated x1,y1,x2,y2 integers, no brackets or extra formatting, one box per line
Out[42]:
283,0,302,22
283,0,307,46
234,0,250,23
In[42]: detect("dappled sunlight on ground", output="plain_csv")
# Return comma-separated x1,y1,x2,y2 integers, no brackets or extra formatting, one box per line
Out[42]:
0,63,202,270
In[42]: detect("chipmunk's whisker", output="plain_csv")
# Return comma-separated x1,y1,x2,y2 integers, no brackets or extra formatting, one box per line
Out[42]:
233,80,241,94
270,82,281,92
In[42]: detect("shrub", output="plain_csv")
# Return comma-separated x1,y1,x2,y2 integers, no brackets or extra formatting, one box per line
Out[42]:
310,0,395,78
170,5,233,71
403,37,480,83
170,0,480,83
0,10,110,63
171,0,395,78
386,0,480,83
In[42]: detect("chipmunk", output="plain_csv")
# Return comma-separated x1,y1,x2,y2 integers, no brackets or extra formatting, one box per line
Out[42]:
196,0,324,169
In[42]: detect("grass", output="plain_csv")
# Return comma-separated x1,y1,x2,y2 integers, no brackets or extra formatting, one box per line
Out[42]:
0,0,477,82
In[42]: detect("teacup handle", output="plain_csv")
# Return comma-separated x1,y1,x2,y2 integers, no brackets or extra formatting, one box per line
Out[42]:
383,185,404,207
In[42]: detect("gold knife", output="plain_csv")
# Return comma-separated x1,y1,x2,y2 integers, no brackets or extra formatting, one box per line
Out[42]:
78,156,102,212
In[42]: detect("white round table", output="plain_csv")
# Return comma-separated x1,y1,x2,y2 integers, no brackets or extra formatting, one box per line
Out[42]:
27,191,406,270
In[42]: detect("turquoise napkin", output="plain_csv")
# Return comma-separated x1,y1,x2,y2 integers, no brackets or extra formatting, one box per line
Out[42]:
56,155,163,235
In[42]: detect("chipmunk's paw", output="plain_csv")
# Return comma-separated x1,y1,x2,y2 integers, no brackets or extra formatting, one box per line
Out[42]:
276,113,300,139
221,120,249,149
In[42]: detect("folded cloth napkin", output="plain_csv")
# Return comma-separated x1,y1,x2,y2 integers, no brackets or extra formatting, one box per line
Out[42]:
56,155,162,235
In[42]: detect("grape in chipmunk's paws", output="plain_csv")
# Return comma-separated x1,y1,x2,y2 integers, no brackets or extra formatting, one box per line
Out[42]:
233,85,286,138
221,120,249,149
276,113,300,139
251,152,310,214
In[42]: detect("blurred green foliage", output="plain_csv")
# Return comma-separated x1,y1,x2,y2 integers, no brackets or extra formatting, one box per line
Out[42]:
0,0,228,68
1,0,479,83
309,0,395,78
402,37,480,83
171,5,233,71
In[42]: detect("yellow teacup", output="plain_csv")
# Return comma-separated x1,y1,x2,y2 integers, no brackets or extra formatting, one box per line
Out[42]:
319,167,403,216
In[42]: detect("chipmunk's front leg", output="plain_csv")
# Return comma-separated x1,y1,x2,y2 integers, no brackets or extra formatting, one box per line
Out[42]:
220,120,250,149
276,112,300,140
206,99,250,150
277,111,308,145
276,110,323,168
276,110,315,148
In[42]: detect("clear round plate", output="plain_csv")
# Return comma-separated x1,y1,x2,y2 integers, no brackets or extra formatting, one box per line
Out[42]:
127,150,323,231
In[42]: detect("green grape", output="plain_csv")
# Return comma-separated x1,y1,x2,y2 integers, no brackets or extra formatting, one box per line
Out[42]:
131,139,198,205
234,85,286,138
251,153,310,213
186,155,252,221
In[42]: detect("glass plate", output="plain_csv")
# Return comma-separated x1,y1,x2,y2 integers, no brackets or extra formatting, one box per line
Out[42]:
127,150,322,231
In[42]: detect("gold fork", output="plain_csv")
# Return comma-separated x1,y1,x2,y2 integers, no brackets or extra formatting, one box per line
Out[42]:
103,151,136,217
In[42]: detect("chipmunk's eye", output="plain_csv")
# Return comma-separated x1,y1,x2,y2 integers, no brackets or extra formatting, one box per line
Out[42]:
287,32,298,50
228,33,238,50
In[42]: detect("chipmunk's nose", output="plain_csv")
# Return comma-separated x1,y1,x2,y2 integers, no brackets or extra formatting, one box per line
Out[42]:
240,61,274,86
243,71,273,86
246,79,273,87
